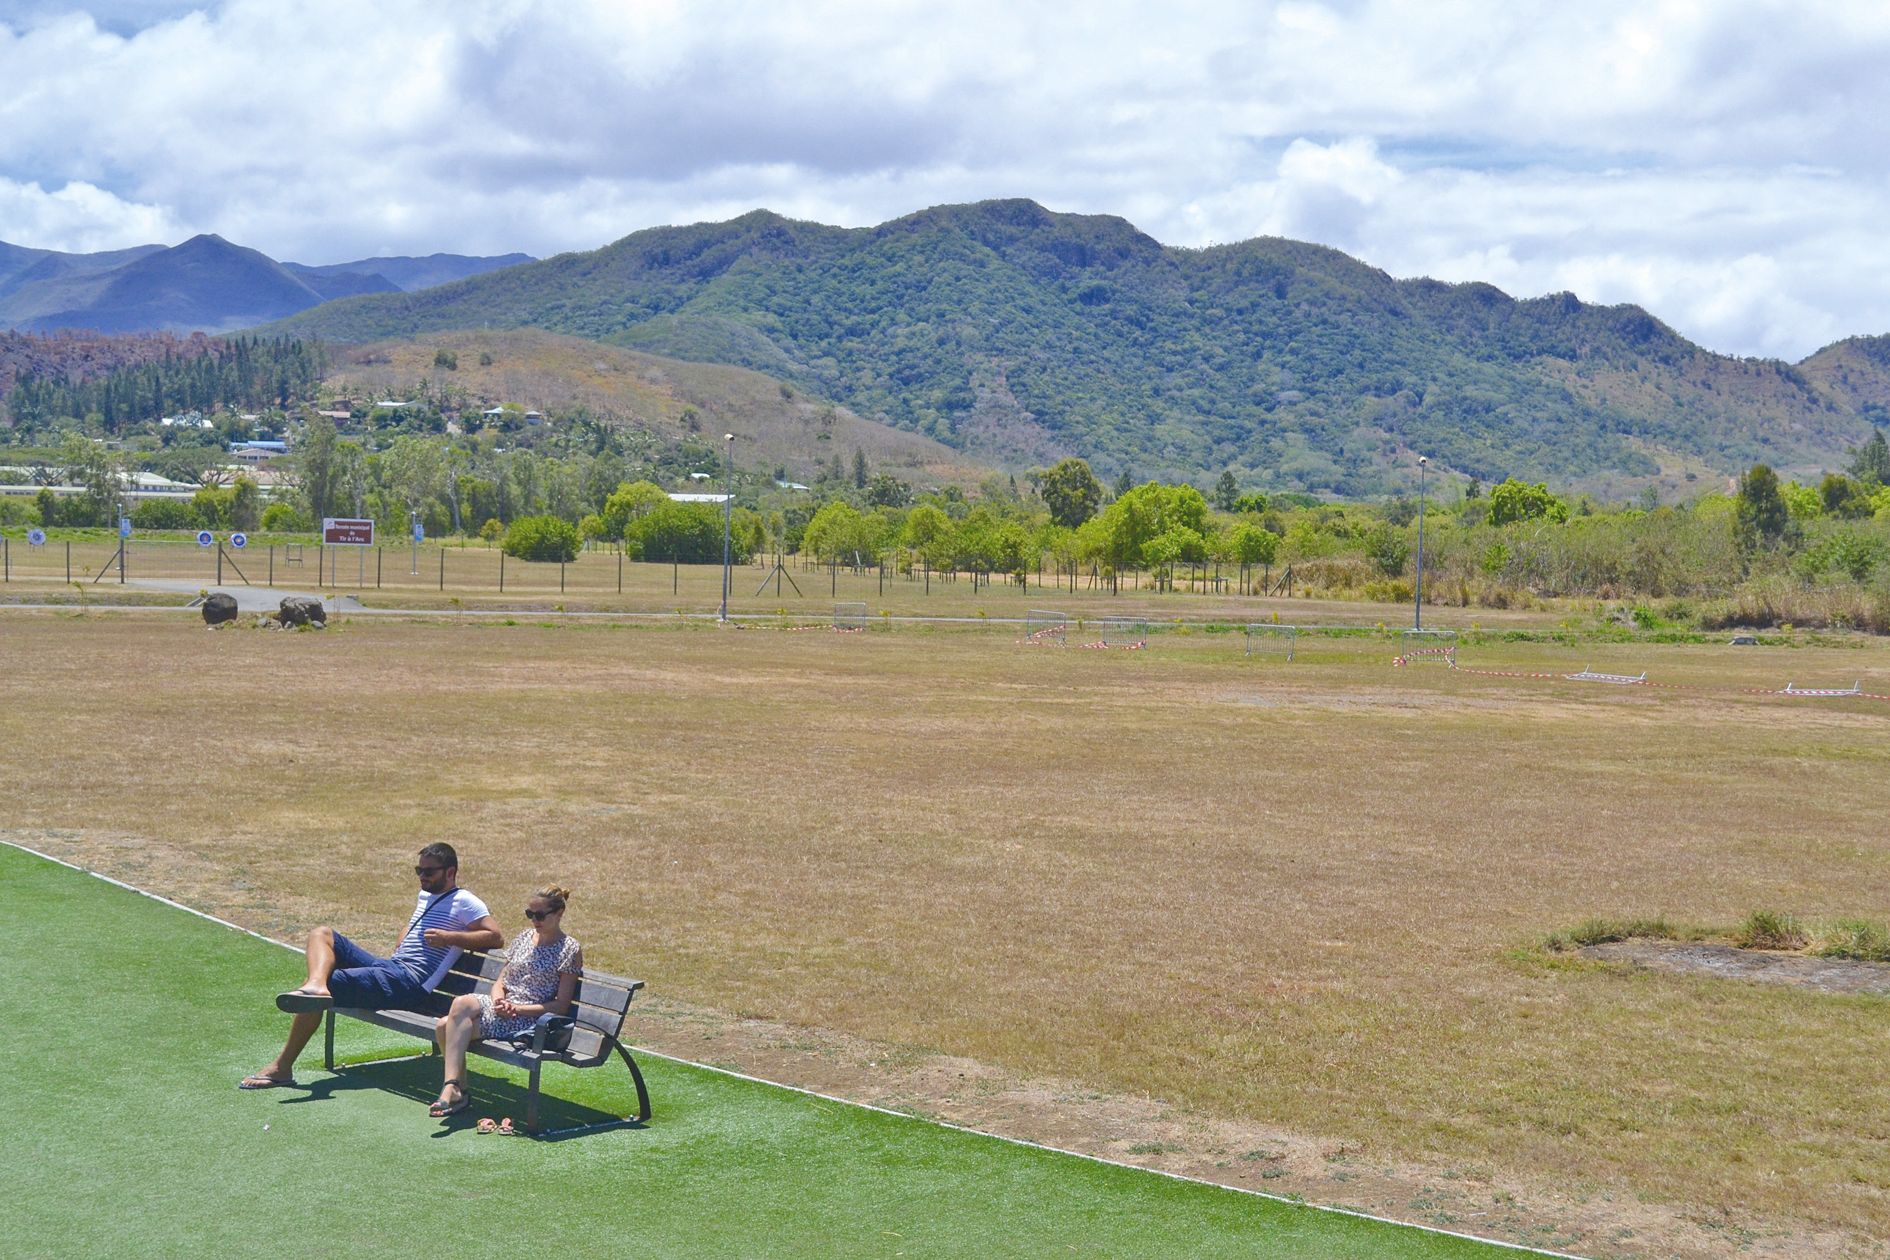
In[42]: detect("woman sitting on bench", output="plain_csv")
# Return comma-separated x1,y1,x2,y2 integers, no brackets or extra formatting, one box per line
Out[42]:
429,884,584,1119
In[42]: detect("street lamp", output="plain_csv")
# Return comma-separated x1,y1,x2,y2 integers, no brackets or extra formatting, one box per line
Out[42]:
719,433,735,622
1414,455,1428,631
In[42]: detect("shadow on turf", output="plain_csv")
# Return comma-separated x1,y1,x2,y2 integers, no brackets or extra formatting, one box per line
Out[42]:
274,1054,644,1140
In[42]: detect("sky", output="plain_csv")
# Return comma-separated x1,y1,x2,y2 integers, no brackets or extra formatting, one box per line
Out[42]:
2,0,1887,361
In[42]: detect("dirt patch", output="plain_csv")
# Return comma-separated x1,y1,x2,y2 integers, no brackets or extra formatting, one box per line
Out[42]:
9,827,1873,1260
1583,940,1890,995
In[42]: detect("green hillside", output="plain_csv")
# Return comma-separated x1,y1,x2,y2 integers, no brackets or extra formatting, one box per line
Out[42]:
265,200,1885,495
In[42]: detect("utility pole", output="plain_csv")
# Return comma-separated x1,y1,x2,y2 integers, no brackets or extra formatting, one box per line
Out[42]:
720,433,735,622
1414,455,1428,631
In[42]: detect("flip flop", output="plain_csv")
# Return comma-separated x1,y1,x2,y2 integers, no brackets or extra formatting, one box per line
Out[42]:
476,1118,498,1135
497,1117,515,1136
275,990,334,1014
238,1072,296,1090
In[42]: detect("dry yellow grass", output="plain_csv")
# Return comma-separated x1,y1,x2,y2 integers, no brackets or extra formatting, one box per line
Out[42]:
3,614,1887,1249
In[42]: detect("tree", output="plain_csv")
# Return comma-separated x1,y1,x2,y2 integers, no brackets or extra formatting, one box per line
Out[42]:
297,413,340,522
1487,478,1568,526
802,500,883,564
1213,469,1239,512
601,480,669,539
865,472,911,508
1229,521,1279,567
1819,473,1872,519
60,432,121,527
1848,428,1890,487
1113,468,1135,499
1733,463,1790,553
851,447,868,489
1363,521,1410,577
623,501,733,563
229,475,262,531
1037,457,1103,528
502,514,580,562
902,504,953,565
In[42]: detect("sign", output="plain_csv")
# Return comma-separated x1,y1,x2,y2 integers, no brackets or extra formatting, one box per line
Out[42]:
119,517,132,538
322,517,375,546
229,532,248,549
412,519,424,543
26,527,46,546
196,530,215,547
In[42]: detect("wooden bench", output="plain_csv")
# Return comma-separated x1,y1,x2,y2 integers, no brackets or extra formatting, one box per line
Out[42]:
321,951,651,1132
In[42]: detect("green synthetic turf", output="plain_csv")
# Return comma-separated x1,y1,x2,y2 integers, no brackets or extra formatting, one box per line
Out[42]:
2,844,1526,1259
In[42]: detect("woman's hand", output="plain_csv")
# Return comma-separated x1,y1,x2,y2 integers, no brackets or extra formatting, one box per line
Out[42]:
493,997,518,1018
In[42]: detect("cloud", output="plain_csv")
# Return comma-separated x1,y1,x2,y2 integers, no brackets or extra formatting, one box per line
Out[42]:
5,1,1890,357
0,177,179,251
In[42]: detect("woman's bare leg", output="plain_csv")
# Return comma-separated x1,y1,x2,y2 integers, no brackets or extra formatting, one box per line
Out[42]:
437,995,482,1105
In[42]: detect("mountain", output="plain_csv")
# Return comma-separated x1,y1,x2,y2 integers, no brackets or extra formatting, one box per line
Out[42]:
0,237,531,340
260,199,1886,494
284,252,534,293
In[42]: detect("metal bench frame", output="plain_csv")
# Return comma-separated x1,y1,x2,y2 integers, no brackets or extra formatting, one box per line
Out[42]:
322,950,651,1133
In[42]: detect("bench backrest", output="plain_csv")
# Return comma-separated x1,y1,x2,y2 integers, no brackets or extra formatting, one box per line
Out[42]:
445,950,643,1063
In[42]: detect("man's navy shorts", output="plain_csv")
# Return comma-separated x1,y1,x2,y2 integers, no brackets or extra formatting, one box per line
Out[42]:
329,931,433,1012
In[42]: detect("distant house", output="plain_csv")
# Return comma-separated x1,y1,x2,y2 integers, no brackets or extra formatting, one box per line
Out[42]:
774,480,810,491
160,412,214,429
668,492,731,505
524,410,544,425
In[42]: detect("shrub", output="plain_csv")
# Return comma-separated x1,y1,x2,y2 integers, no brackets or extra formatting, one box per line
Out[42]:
433,348,459,370
259,502,310,532
131,498,202,530
0,496,41,526
501,515,580,562
1814,919,1890,962
478,518,503,542
1543,917,1677,952
1735,909,1807,951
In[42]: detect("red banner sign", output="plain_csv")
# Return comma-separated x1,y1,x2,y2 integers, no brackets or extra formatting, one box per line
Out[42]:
322,518,375,546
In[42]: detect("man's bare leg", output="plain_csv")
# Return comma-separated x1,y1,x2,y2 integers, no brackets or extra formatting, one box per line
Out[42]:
290,925,338,996
241,1011,322,1086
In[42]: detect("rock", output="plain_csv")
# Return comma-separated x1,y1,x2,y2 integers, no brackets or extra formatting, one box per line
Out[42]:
202,592,239,625
278,595,327,627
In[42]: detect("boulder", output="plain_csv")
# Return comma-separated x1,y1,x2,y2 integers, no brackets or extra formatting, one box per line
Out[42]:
278,595,327,627
202,592,239,626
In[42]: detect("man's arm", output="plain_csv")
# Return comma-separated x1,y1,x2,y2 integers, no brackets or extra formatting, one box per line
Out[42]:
423,914,504,952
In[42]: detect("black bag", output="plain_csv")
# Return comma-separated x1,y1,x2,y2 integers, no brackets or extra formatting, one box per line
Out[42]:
508,1013,574,1054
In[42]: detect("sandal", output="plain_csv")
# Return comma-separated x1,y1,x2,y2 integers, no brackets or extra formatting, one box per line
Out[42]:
428,1080,469,1118
476,1118,498,1135
497,1116,515,1136
238,1072,296,1090
275,990,334,1014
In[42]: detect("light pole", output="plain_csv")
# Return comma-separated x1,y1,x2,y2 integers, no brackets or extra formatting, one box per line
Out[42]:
719,433,734,622
409,506,420,575
1414,455,1428,631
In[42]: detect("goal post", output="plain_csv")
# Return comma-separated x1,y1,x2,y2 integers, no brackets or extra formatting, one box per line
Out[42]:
1244,623,1297,661
833,602,869,631
1395,627,1456,666
1024,609,1068,645
1097,616,1149,648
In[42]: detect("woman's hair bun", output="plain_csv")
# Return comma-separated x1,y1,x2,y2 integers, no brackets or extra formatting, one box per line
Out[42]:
535,884,573,910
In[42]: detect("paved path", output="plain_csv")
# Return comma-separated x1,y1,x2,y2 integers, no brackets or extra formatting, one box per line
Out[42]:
127,579,349,613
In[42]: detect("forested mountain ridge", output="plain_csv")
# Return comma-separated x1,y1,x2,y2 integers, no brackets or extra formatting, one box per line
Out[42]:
0,236,534,338
260,199,1885,495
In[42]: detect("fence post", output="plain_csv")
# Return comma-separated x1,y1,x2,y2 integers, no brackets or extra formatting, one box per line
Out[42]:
318,545,324,588
217,543,223,585
560,559,566,593
439,549,445,592
672,554,677,595
269,545,274,587
67,540,72,583
499,549,505,593
617,549,622,594
3,536,7,582
376,547,382,589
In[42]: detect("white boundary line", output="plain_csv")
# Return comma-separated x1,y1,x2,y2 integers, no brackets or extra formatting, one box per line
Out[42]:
2,838,1588,1260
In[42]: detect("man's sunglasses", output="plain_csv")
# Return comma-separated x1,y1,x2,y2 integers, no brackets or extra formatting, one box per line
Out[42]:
414,865,447,877
524,908,556,922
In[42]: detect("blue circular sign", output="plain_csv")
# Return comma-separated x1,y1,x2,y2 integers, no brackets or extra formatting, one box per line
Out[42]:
229,532,248,549
196,530,215,547
27,527,46,546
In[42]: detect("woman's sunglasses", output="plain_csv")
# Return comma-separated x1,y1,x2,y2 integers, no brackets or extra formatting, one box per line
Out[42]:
524,908,557,922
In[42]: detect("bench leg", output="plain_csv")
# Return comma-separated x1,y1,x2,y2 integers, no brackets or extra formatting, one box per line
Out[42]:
612,1040,653,1123
526,1060,542,1133
323,1010,335,1071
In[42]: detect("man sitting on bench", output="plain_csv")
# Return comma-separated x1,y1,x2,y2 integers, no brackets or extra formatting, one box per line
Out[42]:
239,843,503,1089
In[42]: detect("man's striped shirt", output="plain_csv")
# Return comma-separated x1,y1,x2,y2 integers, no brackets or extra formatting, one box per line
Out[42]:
389,887,491,988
